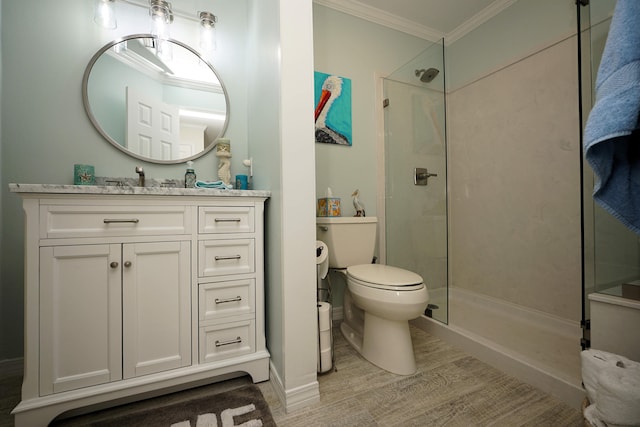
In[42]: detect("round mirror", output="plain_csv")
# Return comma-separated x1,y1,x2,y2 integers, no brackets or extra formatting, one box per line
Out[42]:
82,34,229,164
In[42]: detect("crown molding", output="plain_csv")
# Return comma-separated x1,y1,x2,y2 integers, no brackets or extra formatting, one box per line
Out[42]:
313,0,444,42
313,0,517,45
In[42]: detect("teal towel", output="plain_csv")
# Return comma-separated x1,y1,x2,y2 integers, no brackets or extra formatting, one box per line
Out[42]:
584,0,640,234
195,180,232,190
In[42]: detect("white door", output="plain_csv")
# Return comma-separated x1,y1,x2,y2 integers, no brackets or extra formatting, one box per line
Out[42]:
39,244,122,395
122,241,191,378
126,87,180,161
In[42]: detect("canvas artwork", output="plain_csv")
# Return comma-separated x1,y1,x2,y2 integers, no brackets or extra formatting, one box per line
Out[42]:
314,71,352,146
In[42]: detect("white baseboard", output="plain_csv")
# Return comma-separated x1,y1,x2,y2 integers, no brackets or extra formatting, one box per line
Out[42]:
268,361,320,413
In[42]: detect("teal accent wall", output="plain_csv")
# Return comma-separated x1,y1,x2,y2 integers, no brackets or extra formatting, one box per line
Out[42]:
0,0,250,359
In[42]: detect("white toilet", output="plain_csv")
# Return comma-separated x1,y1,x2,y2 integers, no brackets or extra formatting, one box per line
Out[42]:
317,216,429,375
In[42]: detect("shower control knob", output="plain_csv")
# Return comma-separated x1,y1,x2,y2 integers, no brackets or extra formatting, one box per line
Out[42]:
414,167,437,186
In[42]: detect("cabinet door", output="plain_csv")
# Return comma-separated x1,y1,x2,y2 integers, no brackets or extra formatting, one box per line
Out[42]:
40,244,122,395
122,241,191,378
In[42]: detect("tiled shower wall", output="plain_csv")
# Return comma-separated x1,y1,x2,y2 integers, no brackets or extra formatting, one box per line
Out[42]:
447,35,583,385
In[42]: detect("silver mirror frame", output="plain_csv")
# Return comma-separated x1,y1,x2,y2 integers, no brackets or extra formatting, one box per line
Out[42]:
82,34,230,164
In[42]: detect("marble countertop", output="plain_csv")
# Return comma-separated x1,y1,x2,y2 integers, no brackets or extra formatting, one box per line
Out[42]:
9,183,271,198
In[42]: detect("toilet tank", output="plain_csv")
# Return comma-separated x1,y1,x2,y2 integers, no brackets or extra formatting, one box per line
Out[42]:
316,217,377,268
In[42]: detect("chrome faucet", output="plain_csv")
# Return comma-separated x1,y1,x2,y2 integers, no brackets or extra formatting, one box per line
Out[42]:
135,166,145,187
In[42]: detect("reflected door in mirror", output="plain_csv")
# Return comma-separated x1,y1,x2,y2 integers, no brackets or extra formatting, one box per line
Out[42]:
127,87,180,161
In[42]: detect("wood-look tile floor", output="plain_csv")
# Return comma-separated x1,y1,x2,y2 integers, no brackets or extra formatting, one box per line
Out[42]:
1,325,583,426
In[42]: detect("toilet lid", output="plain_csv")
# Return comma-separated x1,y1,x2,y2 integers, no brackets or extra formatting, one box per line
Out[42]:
347,264,423,288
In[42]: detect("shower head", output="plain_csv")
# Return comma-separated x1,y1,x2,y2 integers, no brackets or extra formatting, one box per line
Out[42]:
415,68,439,83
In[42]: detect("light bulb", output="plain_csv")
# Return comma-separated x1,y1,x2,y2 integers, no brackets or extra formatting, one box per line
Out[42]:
149,0,173,39
94,0,117,29
151,14,168,38
149,0,173,60
199,12,217,56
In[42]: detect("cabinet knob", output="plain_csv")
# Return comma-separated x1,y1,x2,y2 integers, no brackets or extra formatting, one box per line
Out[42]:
124,261,132,268
110,261,119,269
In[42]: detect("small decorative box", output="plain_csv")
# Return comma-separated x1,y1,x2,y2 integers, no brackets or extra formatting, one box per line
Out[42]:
317,197,341,217
73,164,95,185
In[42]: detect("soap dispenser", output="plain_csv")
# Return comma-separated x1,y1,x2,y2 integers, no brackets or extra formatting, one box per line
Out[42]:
185,161,196,188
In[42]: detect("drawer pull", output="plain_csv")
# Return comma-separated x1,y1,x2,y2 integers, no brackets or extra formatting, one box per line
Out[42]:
215,255,242,261
103,218,140,224
215,296,242,304
214,218,242,223
215,337,242,347
110,261,119,269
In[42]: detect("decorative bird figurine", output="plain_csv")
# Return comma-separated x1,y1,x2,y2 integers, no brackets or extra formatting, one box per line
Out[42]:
352,189,365,217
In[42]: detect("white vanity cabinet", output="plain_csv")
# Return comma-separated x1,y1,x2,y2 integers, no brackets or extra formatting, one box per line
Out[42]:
197,206,259,364
39,240,191,395
9,185,270,427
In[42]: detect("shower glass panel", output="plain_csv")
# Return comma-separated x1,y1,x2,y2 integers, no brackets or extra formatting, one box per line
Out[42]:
584,0,640,305
383,39,448,324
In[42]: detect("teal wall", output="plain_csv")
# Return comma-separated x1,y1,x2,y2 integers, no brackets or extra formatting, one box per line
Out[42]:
312,5,431,307
447,0,577,91
313,5,428,215
247,0,285,380
0,0,250,359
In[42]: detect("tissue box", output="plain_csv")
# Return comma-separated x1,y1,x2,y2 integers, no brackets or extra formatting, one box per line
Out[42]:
317,198,341,217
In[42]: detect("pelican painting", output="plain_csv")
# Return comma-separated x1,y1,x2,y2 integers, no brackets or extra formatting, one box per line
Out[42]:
314,71,352,145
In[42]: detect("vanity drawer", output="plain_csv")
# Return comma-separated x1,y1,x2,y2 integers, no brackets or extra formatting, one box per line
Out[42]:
199,279,255,321
41,205,191,239
199,239,255,277
199,320,255,363
199,206,254,234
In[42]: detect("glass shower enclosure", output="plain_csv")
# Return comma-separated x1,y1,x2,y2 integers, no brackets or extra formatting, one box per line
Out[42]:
582,0,640,321
382,40,448,323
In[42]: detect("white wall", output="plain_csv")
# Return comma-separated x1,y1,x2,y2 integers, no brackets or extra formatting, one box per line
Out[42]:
446,0,577,92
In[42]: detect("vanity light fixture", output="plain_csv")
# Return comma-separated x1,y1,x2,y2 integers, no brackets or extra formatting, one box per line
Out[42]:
94,0,117,29
92,0,219,57
149,0,174,59
149,0,173,39
198,11,217,55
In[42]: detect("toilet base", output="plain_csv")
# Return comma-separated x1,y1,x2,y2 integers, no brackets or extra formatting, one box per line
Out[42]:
340,313,417,376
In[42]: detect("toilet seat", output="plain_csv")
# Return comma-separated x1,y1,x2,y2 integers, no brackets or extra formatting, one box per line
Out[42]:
347,264,424,291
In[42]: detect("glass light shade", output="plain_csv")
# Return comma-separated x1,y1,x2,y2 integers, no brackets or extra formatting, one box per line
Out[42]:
149,0,173,60
94,0,117,29
150,0,173,39
199,12,217,55
151,13,170,39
